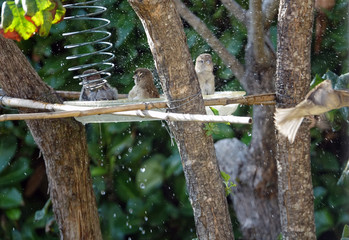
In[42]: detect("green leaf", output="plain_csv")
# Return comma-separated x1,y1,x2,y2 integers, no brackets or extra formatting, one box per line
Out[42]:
0,188,23,209
220,171,231,182
342,224,349,238
0,135,17,173
34,198,51,221
322,70,339,83
4,1,37,40
1,2,14,30
22,0,40,17
52,0,65,24
315,209,334,236
0,157,32,188
0,0,65,41
91,166,108,177
6,208,21,220
204,122,219,136
310,74,325,90
32,8,53,37
209,107,219,116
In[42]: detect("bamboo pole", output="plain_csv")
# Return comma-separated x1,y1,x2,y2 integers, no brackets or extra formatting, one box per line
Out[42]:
0,93,275,123
0,96,254,124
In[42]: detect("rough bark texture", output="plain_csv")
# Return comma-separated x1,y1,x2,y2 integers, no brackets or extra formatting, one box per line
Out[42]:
214,2,281,240
128,1,234,239
216,49,280,240
0,35,102,240
276,0,316,239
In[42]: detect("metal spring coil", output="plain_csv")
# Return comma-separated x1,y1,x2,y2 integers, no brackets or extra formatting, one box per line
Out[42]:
62,0,115,89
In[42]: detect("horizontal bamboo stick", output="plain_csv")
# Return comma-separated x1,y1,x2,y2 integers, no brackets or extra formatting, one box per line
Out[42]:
0,93,275,123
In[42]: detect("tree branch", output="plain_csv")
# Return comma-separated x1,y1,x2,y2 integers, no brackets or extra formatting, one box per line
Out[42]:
173,0,245,80
250,0,267,65
220,0,248,26
263,0,279,29
0,35,102,239
275,0,316,238
128,1,235,238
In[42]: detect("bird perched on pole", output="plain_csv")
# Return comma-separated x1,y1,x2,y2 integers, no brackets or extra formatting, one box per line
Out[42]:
195,53,215,95
274,80,349,143
79,69,118,101
128,68,160,100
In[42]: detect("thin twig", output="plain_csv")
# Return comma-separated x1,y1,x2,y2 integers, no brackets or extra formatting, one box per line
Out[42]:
262,0,279,29
250,0,267,65
220,0,248,26
173,0,245,80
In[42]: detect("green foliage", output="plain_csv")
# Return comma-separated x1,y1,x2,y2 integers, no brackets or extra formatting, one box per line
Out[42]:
342,225,349,240
221,171,236,196
0,0,65,41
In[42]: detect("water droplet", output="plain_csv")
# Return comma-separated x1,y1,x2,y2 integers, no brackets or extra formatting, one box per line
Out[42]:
140,183,145,189
101,191,106,195
140,167,145,173
144,216,148,221
113,213,116,218
129,208,133,214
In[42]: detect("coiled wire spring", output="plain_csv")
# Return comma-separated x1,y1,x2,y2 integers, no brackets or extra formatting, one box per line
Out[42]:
62,0,115,90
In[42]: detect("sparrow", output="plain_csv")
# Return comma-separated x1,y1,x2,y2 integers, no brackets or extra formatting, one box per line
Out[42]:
79,69,118,101
128,68,160,100
274,80,349,143
195,53,215,95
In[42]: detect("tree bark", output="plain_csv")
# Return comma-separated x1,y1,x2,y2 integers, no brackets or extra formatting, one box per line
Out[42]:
214,1,281,239
128,1,234,239
275,0,316,239
0,35,102,240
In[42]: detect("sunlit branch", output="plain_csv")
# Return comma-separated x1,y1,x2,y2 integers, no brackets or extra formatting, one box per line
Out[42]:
263,0,279,29
173,0,245,81
250,0,267,65
220,0,247,26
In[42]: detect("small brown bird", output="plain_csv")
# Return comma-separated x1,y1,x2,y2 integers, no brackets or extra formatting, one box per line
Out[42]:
128,68,159,100
79,69,118,101
274,80,349,143
195,53,215,95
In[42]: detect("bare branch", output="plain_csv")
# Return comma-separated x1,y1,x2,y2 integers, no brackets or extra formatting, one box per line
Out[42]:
263,0,279,29
249,0,267,65
220,0,248,26
173,0,245,80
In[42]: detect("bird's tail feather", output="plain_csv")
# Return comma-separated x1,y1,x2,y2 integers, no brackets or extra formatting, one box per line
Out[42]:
274,108,304,143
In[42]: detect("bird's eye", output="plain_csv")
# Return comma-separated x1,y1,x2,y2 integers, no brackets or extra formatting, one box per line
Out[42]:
199,60,204,64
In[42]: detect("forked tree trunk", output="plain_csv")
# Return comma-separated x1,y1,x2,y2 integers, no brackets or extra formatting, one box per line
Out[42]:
275,0,316,239
0,35,102,240
128,1,235,239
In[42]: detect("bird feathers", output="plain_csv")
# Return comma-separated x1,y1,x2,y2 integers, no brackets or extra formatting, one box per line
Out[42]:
275,107,304,143
274,79,349,143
